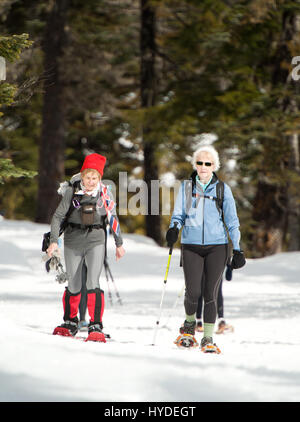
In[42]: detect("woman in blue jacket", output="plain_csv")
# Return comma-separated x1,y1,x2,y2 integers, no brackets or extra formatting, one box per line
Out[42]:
166,145,245,352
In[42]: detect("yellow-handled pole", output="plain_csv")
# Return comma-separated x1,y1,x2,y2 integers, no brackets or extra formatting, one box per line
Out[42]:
151,246,173,346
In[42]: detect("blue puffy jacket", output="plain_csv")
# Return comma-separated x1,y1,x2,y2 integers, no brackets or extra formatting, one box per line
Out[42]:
169,172,241,250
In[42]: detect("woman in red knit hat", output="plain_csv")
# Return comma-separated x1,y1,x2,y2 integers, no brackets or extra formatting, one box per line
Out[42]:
47,153,125,342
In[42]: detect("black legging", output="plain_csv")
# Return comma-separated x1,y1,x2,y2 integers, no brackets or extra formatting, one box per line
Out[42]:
79,263,87,321
197,277,224,320
182,244,228,324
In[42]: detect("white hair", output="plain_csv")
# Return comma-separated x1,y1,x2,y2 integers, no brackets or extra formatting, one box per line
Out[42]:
192,145,220,171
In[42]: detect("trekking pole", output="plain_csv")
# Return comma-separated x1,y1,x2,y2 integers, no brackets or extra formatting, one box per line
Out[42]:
104,261,113,306
162,283,185,330
151,245,173,346
103,225,113,306
104,257,123,305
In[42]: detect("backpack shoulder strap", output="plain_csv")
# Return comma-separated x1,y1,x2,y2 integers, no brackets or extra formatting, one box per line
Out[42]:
59,180,81,235
184,180,193,213
216,180,225,222
216,181,224,210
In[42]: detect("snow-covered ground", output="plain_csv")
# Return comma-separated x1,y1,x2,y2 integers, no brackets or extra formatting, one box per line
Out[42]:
0,218,300,402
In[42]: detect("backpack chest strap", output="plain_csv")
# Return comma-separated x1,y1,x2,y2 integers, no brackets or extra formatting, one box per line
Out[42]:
192,193,216,201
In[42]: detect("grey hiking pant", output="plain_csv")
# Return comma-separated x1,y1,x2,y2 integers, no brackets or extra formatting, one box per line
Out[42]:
64,243,105,294
182,244,229,324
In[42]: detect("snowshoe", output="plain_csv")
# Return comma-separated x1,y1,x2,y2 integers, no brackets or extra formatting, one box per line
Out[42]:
85,332,106,342
85,323,106,343
53,320,78,337
175,320,198,348
200,336,221,354
215,320,234,335
174,333,199,348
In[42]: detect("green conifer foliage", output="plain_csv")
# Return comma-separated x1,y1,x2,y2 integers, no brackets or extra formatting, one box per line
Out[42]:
0,32,36,199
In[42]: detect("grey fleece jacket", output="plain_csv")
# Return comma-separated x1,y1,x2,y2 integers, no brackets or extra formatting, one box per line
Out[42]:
50,185,123,250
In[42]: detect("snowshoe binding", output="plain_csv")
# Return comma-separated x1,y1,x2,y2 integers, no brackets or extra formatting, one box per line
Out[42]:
53,320,78,337
215,319,234,335
85,323,106,343
200,336,221,354
175,320,198,348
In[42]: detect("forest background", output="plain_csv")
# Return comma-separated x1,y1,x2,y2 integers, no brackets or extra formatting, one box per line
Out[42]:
1,0,300,258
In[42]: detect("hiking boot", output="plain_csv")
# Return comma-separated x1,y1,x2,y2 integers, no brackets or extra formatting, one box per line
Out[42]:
218,319,226,330
195,321,204,332
53,320,78,337
182,320,196,335
88,322,103,334
200,336,221,354
201,336,213,348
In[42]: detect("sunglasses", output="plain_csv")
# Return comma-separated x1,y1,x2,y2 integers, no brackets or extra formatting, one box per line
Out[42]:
196,161,213,167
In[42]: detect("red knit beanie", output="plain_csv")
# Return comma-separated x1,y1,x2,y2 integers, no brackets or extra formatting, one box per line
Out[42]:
80,153,107,176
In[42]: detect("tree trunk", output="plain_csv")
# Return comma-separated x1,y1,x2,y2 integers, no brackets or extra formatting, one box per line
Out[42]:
252,179,288,257
36,0,70,223
140,0,162,245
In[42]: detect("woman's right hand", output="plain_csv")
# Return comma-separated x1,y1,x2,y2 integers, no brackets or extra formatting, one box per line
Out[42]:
47,242,59,258
166,225,179,247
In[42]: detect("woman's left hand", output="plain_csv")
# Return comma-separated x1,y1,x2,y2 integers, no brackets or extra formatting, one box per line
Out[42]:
47,242,59,258
231,250,246,269
116,245,125,261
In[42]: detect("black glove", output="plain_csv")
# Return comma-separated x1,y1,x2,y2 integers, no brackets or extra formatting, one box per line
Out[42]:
231,250,246,269
225,264,232,281
166,226,179,247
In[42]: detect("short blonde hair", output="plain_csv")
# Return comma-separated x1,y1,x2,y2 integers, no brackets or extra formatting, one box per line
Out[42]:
192,145,220,171
81,168,101,179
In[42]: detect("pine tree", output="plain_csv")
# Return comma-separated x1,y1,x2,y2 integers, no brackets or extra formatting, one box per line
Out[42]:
0,32,36,187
